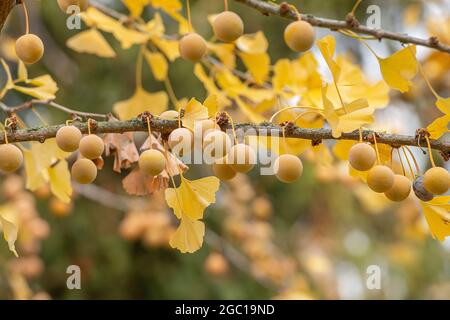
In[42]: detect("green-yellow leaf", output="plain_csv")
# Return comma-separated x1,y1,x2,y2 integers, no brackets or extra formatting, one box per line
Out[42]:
421,196,450,241
48,160,73,203
67,28,116,58
427,114,450,139
13,75,58,100
0,206,19,257
144,50,168,81
181,98,209,131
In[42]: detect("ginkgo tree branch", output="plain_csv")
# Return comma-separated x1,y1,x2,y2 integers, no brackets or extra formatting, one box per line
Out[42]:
0,117,448,154
234,0,450,54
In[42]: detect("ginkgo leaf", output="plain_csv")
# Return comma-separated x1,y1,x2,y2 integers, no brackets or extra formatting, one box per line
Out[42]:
236,31,268,54
208,43,236,69
203,95,218,118
123,0,149,17
377,45,417,92
113,87,168,120
14,75,58,100
421,196,450,241
194,63,230,108
48,160,72,203
67,28,116,58
235,97,266,123
165,175,220,220
427,114,450,139
316,35,340,81
152,38,180,61
239,52,270,85
181,98,209,130
113,26,150,49
0,59,14,99
169,216,205,253
333,140,357,161
144,50,168,81
436,97,450,115
0,207,18,257
149,0,182,15
17,61,28,82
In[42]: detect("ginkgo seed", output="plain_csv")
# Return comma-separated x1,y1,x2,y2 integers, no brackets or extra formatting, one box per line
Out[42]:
212,158,236,181
0,144,23,173
139,149,166,176
179,33,207,61
227,144,256,173
203,130,232,160
367,165,395,193
79,134,105,160
56,125,82,152
348,142,376,171
71,158,97,184
384,174,411,202
284,20,315,52
15,34,44,65
423,167,450,195
159,110,179,120
212,11,244,43
57,0,89,13
274,154,303,183
168,128,194,156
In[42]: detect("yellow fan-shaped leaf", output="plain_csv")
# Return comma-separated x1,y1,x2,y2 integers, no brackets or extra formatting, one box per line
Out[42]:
0,207,18,257
181,98,209,131
316,35,340,81
48,160,72,203
144,50,168,81
169,216,205,253
203,94,218,118
208,43,236,69
333,140,357,161
436,97,450,115
13,75,58,100
113,87,168,120
194,64,230,108
377,45,417,92
421,196,450,241
427,114,450,139
67,28,116,58
165,175,220,220
236,31,268,54
239,52,270,85
123,0,149,17
152,38,180,61
0,59,14,99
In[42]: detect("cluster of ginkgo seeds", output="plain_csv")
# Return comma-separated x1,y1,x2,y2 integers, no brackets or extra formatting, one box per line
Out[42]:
178,3,315,62
55,124,102,184
348,142,450,202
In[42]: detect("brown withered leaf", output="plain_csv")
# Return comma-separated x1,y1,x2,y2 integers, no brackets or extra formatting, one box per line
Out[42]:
104,132,140,173
122,167,175,195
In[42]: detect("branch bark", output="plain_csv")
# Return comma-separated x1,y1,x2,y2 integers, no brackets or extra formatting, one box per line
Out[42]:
0,0,16,32
234,0,450,54
1,118,449,154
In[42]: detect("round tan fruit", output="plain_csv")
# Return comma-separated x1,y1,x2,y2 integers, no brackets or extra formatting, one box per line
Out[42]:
179,33,207,61
168,128,194,156
0,144,23,173
198,119,219,139
204,253,229,276
274,154,303,183
367,165,395,193
139,149,166,176
79,135,104,160
203,131,232,160
159,110,179,120
348,143,376,171
49,198,72,217
227,144,256,173
56,126,82,152
384,175,411,202
15,34,44,64
284,20,315,52
71,158,97,184
212,159,236,181
251,197,272,220
57,0,89,13
423,167,450,195
212,11,244,42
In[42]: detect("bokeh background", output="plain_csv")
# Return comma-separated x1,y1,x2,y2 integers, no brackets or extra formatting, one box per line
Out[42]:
0,0,449,299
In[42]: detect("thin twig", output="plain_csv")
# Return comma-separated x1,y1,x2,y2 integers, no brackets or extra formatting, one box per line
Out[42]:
234,0,450,54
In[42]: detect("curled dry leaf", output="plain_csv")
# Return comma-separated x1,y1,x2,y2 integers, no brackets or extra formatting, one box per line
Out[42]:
122,135,188,196
103,132,140,173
